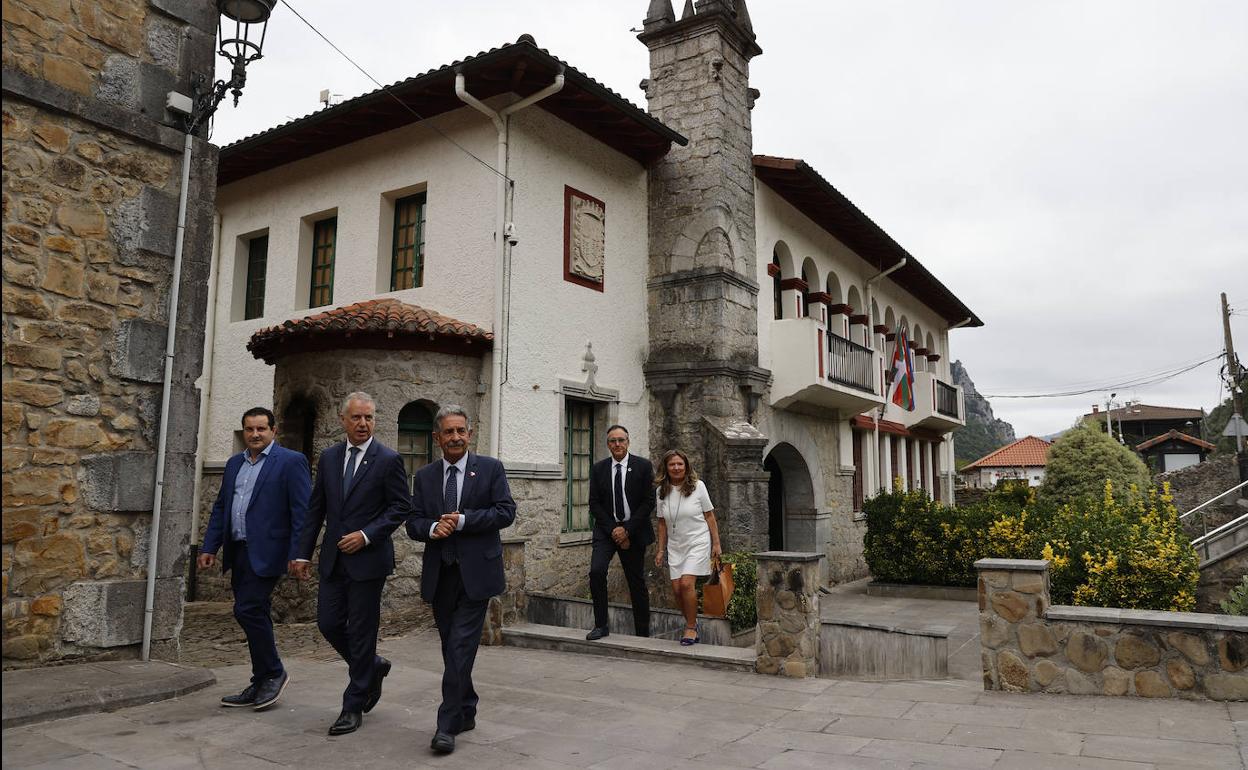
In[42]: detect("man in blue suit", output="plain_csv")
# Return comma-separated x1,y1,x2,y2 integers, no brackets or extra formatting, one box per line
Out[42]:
293,391,411,736
407,405,516,755
199,406,311,711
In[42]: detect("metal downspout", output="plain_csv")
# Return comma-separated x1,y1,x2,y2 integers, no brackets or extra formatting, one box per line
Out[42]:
454,70,564,456
141,132,195,660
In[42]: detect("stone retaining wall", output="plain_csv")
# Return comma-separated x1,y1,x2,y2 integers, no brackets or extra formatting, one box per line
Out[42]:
976,558,1248,701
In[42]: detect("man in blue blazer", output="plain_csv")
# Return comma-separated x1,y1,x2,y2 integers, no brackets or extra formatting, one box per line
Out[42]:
199,406,311,711
293,392,411,736
407,405,516,755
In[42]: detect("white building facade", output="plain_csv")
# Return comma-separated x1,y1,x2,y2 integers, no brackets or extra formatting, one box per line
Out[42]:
195,3,980,604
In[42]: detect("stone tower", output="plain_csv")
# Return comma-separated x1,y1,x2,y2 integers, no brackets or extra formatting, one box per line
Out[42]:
639,0,770,551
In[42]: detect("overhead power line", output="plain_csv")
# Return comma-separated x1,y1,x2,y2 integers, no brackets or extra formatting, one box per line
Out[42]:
981,352,1223,399
277,0,508,181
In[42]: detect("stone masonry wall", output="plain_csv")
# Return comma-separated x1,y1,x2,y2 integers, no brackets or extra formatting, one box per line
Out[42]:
976,559,1248,701
755,551,822,678
3,0,218,666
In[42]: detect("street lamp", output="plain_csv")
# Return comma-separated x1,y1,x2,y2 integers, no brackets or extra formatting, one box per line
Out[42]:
186,0,277,132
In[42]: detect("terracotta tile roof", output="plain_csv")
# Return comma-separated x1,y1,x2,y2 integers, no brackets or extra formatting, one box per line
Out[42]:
248,299,492,364
1135,429,1216,453
1084,403,1204,422
962,436,1051,471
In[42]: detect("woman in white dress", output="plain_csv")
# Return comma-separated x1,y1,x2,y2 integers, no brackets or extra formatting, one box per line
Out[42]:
653,449,722,646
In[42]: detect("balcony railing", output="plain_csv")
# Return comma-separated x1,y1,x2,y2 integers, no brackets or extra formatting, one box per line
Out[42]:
936,379,959,418
827,333,875,393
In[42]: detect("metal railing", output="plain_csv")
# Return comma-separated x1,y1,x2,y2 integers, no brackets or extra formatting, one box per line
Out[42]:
1179,478,1248,541
935,379,959,418
1191,511,1248,563
827,332,875,393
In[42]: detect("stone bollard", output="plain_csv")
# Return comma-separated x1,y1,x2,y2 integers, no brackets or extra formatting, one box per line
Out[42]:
974,558,1051,692
755,551,824,678
481,538,527,646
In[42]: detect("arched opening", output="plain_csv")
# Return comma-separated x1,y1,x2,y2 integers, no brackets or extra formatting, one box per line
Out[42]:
398,400,436,493
771,250,783,320
800,258,819,318
281,395,317,462
764,442,817,553
912,323,925,372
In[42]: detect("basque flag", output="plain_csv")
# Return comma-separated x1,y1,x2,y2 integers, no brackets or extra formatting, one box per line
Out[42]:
886,323,915,411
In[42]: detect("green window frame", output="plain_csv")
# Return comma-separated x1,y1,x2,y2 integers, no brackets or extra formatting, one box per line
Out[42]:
309,217,336,308
391,192,426,291
397,401,434,495
243,234,268,320
564,400,595,532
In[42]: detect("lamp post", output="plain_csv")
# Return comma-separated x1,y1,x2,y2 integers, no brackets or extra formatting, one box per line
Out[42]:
142,0,277,662
185,0,277,133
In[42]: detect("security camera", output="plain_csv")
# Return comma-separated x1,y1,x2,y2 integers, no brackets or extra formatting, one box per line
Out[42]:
504,223,519,246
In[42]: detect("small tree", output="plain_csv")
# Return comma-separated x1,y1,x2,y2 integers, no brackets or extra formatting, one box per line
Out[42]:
1039,419,1151,506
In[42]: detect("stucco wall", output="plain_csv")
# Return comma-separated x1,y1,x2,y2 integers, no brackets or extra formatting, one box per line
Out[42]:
205,100,651,467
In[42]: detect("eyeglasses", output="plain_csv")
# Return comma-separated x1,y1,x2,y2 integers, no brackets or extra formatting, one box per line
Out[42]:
607,438,629,444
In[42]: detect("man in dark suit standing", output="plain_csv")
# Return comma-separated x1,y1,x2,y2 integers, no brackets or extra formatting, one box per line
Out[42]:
199,406,311,710
406,405,515,755
292,392,410,736
585,425,655,640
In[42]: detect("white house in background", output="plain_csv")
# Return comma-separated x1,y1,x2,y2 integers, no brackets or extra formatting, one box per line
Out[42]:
196,1,981,595
960,436,1052,489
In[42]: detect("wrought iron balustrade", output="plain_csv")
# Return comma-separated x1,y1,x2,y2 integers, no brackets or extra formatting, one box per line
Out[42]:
936,379,960,418
827,333,875,393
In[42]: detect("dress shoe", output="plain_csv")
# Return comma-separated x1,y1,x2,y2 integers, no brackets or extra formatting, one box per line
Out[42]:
328,710,362,736
430,731,455,754
585,626,610,641
220,683,258,707
460,716,476,732
363,656,390,713
252,671,289,711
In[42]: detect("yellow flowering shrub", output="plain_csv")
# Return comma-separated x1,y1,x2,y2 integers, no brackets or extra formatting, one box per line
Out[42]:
863,481,1200,611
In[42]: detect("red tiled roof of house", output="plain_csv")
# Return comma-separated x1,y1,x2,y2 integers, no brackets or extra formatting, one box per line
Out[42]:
1135,429,1216,452
248,299,492,364
962,436,1051,471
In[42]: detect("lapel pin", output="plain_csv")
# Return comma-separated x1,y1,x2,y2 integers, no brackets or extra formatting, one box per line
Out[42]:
469,471,476,477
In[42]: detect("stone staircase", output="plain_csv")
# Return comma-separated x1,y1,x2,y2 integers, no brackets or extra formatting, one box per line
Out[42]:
502,623,755,671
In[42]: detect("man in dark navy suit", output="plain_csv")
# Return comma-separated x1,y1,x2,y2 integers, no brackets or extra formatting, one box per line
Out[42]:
407,405,515,755
585,424,655,640
199,406,311,711
293,392,410,736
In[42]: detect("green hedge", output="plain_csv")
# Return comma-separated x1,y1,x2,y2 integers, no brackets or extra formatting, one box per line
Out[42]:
863,482,1199,611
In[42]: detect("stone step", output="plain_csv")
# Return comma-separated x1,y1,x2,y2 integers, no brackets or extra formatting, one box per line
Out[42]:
502,623,756,672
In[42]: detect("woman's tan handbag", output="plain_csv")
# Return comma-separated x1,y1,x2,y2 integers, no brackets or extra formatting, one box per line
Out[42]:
701,562,735,617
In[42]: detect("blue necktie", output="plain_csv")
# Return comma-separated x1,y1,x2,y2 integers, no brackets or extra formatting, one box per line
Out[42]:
442,465,459,564
343,446,360,500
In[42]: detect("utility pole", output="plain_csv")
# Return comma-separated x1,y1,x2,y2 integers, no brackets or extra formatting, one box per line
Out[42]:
1221,293,1246,461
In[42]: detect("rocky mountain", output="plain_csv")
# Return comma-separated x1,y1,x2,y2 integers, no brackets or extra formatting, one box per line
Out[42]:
951,360,1017,466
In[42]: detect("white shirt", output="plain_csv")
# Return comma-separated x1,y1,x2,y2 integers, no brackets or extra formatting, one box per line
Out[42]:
611,456,631,522
343,436,373,475
429,454,469,536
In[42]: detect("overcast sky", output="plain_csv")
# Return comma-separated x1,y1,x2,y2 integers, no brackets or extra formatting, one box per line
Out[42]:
211,0,1247,439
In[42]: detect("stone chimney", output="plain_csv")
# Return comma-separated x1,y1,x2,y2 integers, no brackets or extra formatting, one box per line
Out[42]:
638,0,770,551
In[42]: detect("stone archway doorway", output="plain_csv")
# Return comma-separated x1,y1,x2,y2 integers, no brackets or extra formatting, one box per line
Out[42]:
764,442,817,552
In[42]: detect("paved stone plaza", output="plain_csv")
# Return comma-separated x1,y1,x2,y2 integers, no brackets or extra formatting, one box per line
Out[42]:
3,629,1245,769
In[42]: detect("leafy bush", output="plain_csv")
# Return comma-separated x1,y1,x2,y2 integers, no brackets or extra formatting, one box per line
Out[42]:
1041,483,1197,611
1039,420,1151,507
862,481,1199,611
719,551,757,632
1221,575,1248,615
